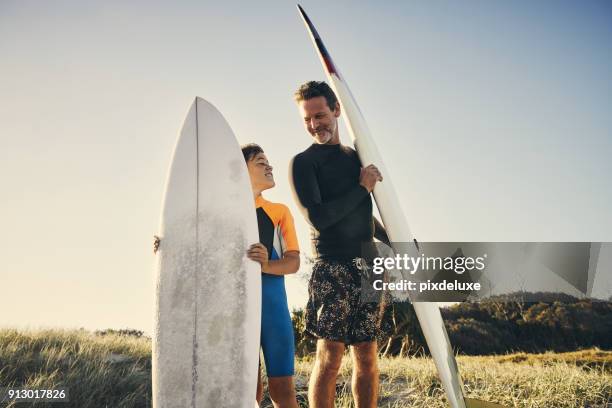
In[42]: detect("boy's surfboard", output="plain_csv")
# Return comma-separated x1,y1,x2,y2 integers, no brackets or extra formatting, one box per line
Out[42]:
153,97,260,407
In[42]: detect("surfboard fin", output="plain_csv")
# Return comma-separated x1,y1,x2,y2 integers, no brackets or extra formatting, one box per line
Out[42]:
465,398,508,408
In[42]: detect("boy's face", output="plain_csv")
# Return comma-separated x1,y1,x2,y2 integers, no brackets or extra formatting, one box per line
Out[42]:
298,96,340,145
246,152,275,192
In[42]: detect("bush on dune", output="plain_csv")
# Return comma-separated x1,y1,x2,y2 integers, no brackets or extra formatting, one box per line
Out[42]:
290,292,612,357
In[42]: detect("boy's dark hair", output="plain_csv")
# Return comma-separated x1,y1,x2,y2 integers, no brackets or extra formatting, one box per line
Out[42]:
294,81,338,111
241,143,264,162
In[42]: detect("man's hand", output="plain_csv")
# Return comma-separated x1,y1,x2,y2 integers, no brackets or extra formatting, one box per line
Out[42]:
359,164,383,193
153,235,160,254
246,243,269,271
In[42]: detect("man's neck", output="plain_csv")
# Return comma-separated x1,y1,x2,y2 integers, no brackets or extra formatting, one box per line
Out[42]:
322,132,341,145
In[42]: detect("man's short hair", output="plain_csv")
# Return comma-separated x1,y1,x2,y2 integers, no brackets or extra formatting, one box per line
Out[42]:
241,143,264,163
294,81,338,111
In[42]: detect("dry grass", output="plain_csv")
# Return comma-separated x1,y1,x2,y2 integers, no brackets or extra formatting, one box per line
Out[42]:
272,350,612,407
0,328,151,407
0,329,609,407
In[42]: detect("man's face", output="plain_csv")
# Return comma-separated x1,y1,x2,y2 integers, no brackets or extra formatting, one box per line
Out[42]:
298,96,341,145
246,152,275,192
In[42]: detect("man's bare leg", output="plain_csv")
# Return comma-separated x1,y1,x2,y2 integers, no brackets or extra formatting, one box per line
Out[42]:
350,341,378,408
308,339,345,408
268,376,299,408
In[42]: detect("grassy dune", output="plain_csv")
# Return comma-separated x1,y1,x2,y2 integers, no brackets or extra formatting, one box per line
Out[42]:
0,329,610,407
0,328,151,407
286,352,611,408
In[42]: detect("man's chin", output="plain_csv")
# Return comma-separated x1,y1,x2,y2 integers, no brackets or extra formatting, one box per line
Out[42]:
313,134,332,144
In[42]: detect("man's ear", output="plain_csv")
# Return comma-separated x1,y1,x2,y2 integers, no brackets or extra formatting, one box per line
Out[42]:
333,101,341,117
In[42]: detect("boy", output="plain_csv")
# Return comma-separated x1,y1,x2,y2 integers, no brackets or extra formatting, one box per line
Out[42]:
243,143,300,408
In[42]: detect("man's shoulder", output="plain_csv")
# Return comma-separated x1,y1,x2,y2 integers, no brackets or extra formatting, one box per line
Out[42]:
291,147,315,166
340,144,357,155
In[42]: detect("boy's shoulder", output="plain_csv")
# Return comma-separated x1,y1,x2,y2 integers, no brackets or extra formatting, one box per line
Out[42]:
260,200,295,226
263,200,291,215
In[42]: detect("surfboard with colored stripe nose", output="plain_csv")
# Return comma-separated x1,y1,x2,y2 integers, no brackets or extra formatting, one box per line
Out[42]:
297,5,507,408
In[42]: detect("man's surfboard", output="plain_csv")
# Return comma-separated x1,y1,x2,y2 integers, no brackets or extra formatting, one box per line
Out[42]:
153,97,260,407
297,5,505,408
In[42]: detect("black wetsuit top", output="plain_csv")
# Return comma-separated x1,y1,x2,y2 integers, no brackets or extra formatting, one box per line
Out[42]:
290,143,381,260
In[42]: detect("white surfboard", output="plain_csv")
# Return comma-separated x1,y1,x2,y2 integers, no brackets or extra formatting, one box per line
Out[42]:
298,6,505,408
153,97,260,408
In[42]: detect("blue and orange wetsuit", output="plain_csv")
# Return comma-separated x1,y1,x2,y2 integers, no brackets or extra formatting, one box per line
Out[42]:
255,195,299,377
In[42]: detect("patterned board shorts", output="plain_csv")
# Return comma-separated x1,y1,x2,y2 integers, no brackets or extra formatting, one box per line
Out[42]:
304,258,389,345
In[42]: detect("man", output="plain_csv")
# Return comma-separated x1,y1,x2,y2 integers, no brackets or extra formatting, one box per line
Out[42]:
289,81,389,408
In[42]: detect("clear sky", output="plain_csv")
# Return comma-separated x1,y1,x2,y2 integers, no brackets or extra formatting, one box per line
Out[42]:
1,0,611,335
